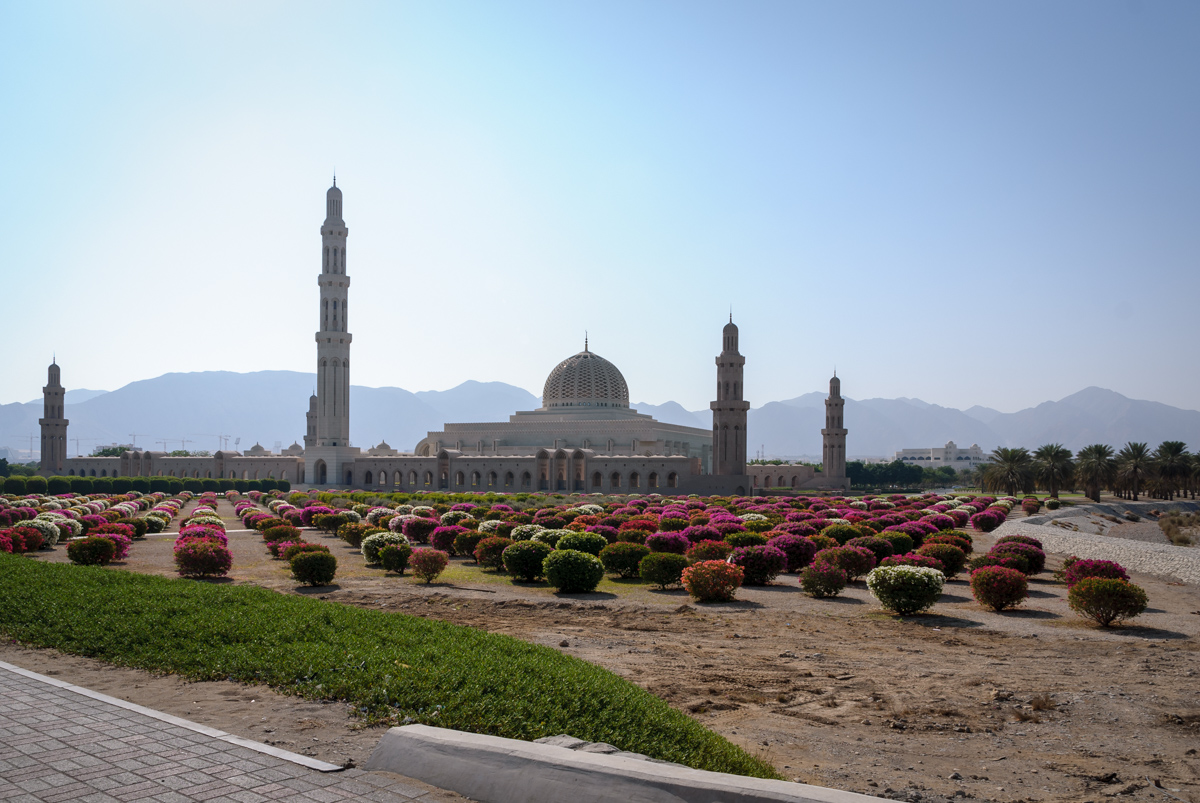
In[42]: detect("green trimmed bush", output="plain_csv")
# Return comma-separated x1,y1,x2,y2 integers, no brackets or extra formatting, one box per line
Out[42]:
915,543,967,578
557,532,608,556
599,542,650,578
544,549,605,593
502,540,554,582
454,530,487,563
1068,578,1148,627
821,523,860,545
362,532,409,565
379,543,413,575
67,536,115,566
800,563,847,598
635,552,688,589
282,543,330,562
474,537,514,570
291,551,337,586
725,531,768,548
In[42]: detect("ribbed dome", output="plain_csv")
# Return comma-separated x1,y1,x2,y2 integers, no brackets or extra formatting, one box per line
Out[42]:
541,349,629,409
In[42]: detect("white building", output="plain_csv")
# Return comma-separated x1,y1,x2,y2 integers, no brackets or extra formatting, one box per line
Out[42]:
892,441,987,471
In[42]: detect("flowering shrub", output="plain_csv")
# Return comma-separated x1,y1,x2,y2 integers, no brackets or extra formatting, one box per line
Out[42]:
866,566,944,615
544,549,605,593
283,543,330,562
92,531,132,560
264,524,302,544
1063,559,1129,588
730,545,787,585
452,529,487,561
599,543,650,578
67,536,116,566
638,552,690,589
174,539,232,578
821,524,861,545
557,531,609,556
921,514,956,532
645,532,690,554
800,563,847,598
362,531,411,565
969,509,1005,533
430,525,468,555
585,524,619,543
291,551,337,586
338,522,380,549
814,546,877,580
410,548,450,583
502,540,554,581
970,566,1028,610
989,542,1045,574
268,540,305,559
686,539,734,563
379,543,414,574
682,560,744,602
845,536,895,562
725,531,768,548
881,552,945,573
968,552,1031,574
179,525,227,546
402,517,439,543
440,510,475,526
766,533,818,572
1068,578,1148,626
915,543,967,578
995,534,1044,549
681,525,721,543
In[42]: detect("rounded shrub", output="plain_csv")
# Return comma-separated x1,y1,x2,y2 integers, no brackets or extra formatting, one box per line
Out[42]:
876,531,914,556
645,532,690,554
686,539,733,564
730,545,787,586
766,533,818,572
502,540,554,582
915,543,967,578
544,549,605,593
291,551,337,586
968,552,1031,575
264,524,302,544
682,560,744,602
379,543,413,575
557,531,609,557
969,509,1005,533
282,542,330,562
362,531,410,565
845,536,895,563
532,529,571,548
800,563,847,598
410,548,450,584
866,566,945,615
599,542,650,578
474,536,514,570
725,531,768,548
995,534,1044,549
924,533,973,555
989,542,1045,574
1063,559,1128,587
822,523,861,545
638,552,691,590
1068,578,1148,626
814,546,877,581
174,539,232,578
402,517,438,543
67,536,115,566
454,529,487,562
430,525,467,555
808,533,838,552
881,552,945,573
970,566,1028,611
338,522,380,549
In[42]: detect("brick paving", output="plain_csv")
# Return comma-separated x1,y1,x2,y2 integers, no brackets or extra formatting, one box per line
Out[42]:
0,664,447,802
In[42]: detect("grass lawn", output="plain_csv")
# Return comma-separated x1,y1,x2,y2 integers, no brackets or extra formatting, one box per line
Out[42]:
0,552,779,779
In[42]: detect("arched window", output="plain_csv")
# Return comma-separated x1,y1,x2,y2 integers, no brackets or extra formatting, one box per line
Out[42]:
409,470,418,486
724,381,729,399
592,472,602,488
648,472,658,488
610,472,621,488
365,470,373,485
69,469,75,476
629,472,640,488
423,471,433,487
521,471,531,488
455,471,465,486
505,471,514,487
471,471,480,487
488,471,497,487
379,470,387,486
667,472,678,488
778,476,785,487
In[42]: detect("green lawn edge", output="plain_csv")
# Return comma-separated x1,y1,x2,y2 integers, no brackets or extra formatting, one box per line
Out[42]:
0,554,780,779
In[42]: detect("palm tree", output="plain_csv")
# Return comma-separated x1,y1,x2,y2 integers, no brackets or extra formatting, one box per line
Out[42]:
1116,442,1151,502
1075,444,1116,502
1153,441,1190,501
983,447,1034,497
1033,444,1074,498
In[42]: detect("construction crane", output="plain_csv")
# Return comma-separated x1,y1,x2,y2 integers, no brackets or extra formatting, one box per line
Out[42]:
71,437,99,457
193,434,232,451
155,440,171,452
128,433,143,448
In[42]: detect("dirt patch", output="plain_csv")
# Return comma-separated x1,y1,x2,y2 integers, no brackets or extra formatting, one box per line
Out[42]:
18,500,1200,803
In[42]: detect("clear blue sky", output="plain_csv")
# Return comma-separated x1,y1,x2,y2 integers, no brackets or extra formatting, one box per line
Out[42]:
3,1,1198,413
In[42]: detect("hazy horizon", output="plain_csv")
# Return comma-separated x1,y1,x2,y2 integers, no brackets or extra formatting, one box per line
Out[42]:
4,2,1198,412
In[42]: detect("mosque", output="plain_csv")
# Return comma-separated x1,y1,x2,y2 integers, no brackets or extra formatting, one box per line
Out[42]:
41,180,850,494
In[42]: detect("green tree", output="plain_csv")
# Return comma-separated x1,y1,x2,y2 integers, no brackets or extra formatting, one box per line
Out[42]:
1074,444,1116,502
0,458,9,477
1152,441,1190,501
1032,443,1074,498
983,447,1034,497
1115,442,1151,502
91,446,126,457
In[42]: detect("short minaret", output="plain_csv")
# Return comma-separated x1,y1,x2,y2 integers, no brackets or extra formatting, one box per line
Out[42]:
303,392,318,449
710,316,749,475
39,361,69,475
822,373,848,486
315,178,352,448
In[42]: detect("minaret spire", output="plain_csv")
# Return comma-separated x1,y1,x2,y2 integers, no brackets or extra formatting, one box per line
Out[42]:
711,316,749,477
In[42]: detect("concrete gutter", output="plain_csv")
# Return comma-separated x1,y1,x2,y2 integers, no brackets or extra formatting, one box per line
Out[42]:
365,724,886,803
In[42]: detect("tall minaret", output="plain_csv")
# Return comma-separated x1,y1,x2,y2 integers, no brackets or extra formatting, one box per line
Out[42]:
822,373,848,485
39,361,69,475
710,316,749,475
315,178,351,448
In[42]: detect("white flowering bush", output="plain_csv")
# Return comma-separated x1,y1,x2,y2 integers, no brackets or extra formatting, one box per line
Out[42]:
411,505,436,517
41,514,82,539
393,504,414,515
387,514,416,533
866,566,945,616
23,518,62,547
477,519,504,533
440,510,474,526
510,524,546,541
361,531,411,564
738,513,768,522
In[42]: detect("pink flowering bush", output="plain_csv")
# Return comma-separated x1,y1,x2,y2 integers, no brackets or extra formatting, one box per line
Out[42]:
730,545,787,585
645,532,690,554
970,566,1028,610
969,509,1006,533
814,545,877,581
800,563,848,598
766,533,818,572
681,560,744,602
881,552,945,573
174,538,232,577
989,542,1045,574
1063,559,1129,588
410,548,450,583
92,531,132,560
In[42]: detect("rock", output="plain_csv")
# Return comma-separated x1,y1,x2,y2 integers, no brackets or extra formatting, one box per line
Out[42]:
558,639,570,647
950,772,963,780
989,690,1013,701
577,742,620,754
533,734,587,750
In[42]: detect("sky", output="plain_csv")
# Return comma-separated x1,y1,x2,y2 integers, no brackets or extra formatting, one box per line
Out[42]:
3,0,1198,414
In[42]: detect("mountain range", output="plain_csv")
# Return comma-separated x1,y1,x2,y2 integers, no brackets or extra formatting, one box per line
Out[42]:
2,371,1197,460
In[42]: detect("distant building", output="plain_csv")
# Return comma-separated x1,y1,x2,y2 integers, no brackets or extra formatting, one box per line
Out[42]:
892,441,987,471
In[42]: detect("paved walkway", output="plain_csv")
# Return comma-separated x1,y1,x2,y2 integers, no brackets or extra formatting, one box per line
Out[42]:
0,661,449,802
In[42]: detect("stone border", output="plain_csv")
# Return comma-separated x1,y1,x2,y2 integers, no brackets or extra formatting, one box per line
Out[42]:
0,659,344,773
366,723,887,803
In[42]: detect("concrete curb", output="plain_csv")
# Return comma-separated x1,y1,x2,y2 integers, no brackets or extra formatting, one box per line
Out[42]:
0,660,344,773
365,724,886,803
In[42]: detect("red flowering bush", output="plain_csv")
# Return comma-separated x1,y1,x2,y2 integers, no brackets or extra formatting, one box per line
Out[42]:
586,525,620,543
814,545,876,580
410,548,450,583
800,563,848,598
9,526,45,553
599,542,650,578
686,539,734,563
682,560,744,603
730,545,787,585
1068,578,1148,626
915,543,967,578
989,542,1045,574
922,514,956,532
881,552,945,573
1063,559,1129,588
970,566,1028,610
178,525,227,546
174,539,232,578
67,536,116,566
995,534,1043,549
924,533,973,555
474,536,515,570
968,552,1031,574
767,533,818,572
92,531,132,560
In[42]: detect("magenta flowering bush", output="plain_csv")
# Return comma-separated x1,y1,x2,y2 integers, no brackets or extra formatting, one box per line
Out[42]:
766,533,818,572
430,525,468,555
178,525,227,546
645,531,690,554
969,509,1006,533
881,552,945,573
814,545,877,580
586,524,620,543
680,524,721,543
92,532,132,560
1063,559,1129,588
730,545,787,585
174,538,232,577
989,542,1046,574
772,522,818,538
921,513,956,532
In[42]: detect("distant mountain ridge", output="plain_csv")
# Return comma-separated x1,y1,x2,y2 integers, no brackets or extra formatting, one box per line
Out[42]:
1,372,1196,459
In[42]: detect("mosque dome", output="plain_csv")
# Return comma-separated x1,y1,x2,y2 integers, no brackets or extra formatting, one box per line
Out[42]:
541,347,629,409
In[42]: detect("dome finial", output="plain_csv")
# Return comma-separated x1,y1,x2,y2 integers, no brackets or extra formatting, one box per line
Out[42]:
332,171,336,187
584,331,588,352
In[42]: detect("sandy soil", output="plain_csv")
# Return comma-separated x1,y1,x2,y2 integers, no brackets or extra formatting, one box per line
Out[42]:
12,500,1200,803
